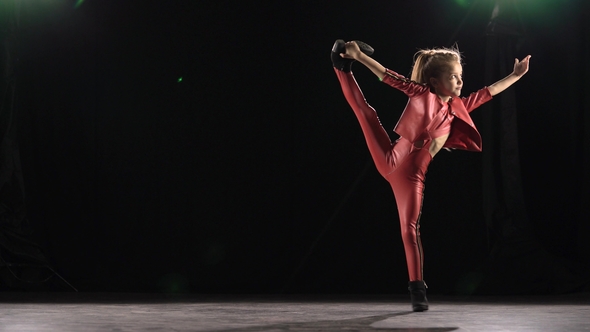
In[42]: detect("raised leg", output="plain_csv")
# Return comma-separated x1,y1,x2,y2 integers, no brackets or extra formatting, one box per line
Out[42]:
334,69,411,177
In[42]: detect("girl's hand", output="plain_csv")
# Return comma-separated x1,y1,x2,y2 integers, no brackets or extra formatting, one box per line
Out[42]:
340,41,363,60
513,55,531,77
489,55,532,96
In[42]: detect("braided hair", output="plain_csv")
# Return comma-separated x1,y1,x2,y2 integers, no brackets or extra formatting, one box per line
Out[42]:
410,46,462,85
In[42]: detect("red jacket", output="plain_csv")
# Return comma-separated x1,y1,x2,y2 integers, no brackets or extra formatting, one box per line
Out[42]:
382,69,492,152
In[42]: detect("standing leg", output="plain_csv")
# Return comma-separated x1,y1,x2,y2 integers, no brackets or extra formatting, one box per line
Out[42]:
386,145,432,311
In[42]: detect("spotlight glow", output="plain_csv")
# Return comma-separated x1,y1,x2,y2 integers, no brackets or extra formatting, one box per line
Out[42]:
74,0,85,8
454,0,470,8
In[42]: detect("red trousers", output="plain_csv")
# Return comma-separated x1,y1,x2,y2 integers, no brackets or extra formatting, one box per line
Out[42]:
335,69,432,281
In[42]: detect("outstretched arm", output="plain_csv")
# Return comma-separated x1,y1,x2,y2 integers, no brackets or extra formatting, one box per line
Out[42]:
487,55,531,96
340,41,386,80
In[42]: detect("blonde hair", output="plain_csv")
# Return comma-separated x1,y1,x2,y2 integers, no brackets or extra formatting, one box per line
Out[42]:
410,46,462,85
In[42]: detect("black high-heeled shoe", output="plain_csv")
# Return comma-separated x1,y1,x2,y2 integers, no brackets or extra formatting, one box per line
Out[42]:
408,280,429,312
331,39,374,72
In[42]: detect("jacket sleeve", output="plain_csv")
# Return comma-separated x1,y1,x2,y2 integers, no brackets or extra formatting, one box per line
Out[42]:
381,69,429,97
461,87,493,113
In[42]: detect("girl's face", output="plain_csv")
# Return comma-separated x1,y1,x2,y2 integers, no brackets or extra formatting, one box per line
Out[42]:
430,61,463,102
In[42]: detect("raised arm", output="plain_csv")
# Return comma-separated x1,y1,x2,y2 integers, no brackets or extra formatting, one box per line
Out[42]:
487,55,531,96
340,41,386,80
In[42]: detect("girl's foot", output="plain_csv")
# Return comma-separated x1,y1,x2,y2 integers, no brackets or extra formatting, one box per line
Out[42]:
331,39,374,72
408,280,429,312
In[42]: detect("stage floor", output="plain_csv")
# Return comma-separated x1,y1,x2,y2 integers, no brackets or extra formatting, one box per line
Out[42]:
0,293,588,331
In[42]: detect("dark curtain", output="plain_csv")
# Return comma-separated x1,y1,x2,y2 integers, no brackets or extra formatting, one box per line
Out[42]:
579,0,590,281
3,0,589,294
477,0,589,294
0,0,49,287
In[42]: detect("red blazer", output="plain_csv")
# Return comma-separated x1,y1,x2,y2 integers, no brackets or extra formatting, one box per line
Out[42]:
382,69,492,152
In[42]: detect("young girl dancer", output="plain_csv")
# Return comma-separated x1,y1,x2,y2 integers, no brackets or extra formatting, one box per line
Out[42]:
331,39,530,311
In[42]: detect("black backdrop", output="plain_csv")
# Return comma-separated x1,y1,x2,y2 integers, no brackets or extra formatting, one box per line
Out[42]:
1,0,588,294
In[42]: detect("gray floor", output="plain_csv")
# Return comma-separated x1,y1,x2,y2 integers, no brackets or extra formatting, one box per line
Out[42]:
0,293,589,331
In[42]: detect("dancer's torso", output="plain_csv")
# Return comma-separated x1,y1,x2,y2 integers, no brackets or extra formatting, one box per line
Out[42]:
424,101,453,158
429,134,450,157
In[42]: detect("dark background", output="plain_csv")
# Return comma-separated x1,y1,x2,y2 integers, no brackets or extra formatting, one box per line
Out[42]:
2,0,589,294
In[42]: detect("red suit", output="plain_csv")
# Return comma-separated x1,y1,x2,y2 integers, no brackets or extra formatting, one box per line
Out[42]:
334,68,492,281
